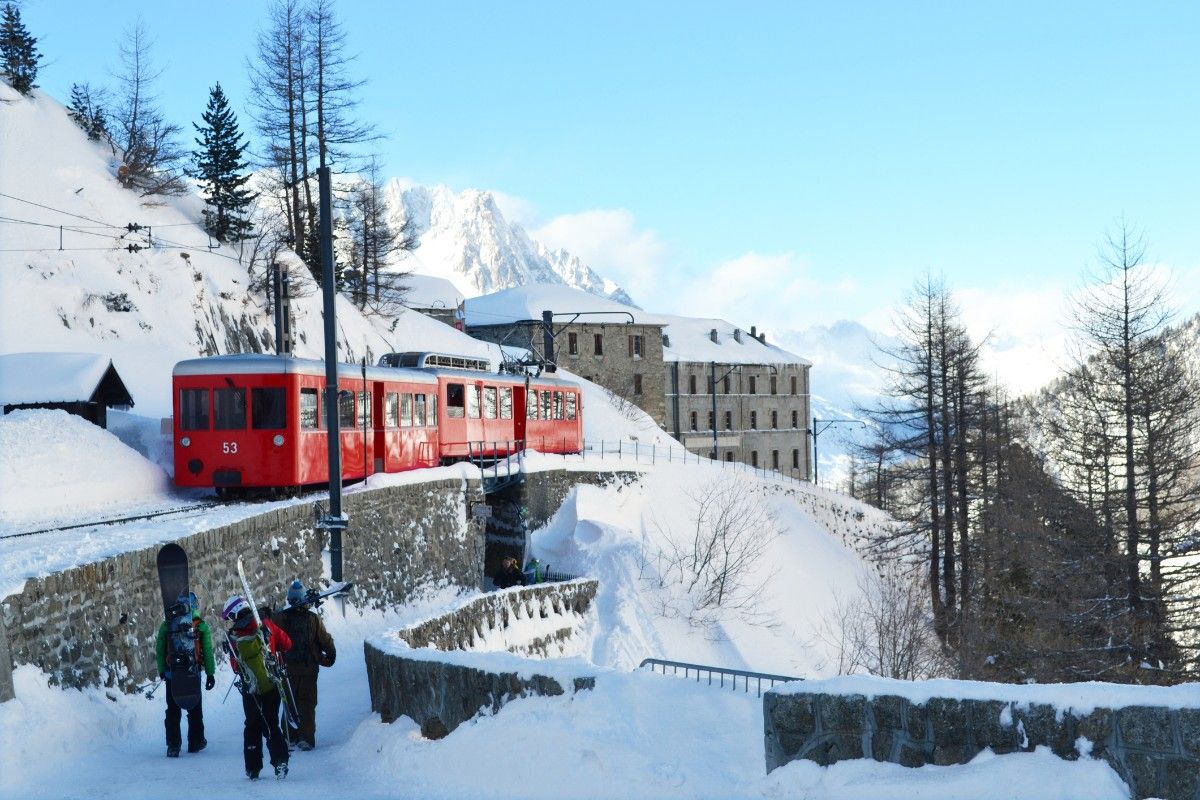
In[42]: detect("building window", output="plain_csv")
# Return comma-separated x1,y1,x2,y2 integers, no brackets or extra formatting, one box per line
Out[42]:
770,375,777,395
594,334,604,355
750,411,757,430
793,449,800,469
725,452,734,462
633,373,643,395
690,411,698,431
708,411,714,430
689,374,697,394
724,411,732,430
791,375,797,395
749,376,757,395
628,334,644,359
771,410,778,429
568,332,578,355
723,375,731,394
772,450,779,469
751,451,759,468
792,410,798,429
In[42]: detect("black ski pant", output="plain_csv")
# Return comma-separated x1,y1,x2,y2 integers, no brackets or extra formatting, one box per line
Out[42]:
287,671,318,747
242,687,289,774
164,678,204,750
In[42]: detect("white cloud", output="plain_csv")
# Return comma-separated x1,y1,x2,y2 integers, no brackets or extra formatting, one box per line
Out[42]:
533,209,668,302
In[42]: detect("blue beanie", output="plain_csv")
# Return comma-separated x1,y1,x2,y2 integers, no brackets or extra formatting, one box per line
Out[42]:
287,580,306,606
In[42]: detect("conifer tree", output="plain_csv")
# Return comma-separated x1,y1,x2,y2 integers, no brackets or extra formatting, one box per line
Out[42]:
189,83,255,242
0,3,41,95
67,83,108,141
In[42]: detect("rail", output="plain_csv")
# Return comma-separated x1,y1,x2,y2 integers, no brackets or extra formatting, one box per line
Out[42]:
638,657,800,697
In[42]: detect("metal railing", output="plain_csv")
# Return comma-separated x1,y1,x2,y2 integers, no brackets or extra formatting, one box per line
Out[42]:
467,440,526,491
638,658,800,698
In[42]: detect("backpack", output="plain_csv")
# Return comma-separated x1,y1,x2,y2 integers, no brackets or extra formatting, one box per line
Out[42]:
278,610,311,667
231,630,274,696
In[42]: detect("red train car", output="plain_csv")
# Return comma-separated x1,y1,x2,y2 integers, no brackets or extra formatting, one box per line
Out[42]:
172,352,583,493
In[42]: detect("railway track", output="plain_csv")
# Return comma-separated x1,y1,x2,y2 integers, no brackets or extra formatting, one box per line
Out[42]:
0,501,233,540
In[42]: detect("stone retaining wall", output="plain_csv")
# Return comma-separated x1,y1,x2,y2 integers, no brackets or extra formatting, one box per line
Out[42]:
0,477,483,692
764,688,1200,800
364,579,598,738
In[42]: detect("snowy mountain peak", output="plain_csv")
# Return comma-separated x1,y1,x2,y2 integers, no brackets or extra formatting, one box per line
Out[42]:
384,180,635,306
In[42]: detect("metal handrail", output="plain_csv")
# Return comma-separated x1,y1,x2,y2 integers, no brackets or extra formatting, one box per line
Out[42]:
638,657,801,698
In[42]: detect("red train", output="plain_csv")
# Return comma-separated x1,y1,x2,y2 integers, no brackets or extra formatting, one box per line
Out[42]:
172,352,583,493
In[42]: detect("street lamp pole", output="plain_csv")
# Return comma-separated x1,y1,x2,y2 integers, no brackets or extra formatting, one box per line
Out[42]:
810,417,866,485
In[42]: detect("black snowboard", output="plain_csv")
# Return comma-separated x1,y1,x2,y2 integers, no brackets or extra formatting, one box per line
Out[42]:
156,543,202,711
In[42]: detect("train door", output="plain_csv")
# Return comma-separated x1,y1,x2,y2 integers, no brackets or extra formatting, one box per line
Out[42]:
513,383,527,444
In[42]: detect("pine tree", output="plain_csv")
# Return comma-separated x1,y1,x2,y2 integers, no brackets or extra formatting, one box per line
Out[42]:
1,3,41,95
67,83,109,142
189,84,255,242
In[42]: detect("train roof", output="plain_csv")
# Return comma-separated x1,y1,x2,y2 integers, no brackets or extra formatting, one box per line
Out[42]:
173,353,437,384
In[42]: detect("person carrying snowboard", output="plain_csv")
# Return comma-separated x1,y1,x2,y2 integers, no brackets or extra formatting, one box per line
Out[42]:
154,591,216,757
274,579,337,751
222,594,292,780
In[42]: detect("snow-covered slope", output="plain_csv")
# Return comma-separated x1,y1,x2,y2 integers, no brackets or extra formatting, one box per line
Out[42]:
0,84,501,417
383,181,636,305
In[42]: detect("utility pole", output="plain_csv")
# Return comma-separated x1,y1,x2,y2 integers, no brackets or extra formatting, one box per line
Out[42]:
317,165,346,581
810,417,866,485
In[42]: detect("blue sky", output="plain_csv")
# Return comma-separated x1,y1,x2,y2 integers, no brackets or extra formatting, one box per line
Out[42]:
19,1,1200,388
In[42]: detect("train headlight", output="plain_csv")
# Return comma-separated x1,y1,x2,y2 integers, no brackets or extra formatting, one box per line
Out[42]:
273,434,285,447
180,436,191,448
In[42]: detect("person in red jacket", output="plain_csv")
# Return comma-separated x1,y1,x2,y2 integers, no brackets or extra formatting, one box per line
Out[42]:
222,594,292,780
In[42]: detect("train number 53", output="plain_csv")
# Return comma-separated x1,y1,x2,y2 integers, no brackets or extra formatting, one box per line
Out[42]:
222,442,239,454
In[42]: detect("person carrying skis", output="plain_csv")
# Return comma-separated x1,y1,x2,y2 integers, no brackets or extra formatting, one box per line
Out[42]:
274,579,337,751
154,591,216,757
222,594,292,780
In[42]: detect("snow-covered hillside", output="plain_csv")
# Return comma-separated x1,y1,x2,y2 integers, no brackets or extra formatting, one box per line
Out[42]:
383,180,635,305
0,84,500,417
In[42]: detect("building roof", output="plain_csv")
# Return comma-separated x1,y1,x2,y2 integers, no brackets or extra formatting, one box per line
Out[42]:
464,284,810,367
403,273,466,311
0,352,135,407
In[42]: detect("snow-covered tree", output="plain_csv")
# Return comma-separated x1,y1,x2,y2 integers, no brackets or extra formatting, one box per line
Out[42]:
190,83,255,242
0,3,40,95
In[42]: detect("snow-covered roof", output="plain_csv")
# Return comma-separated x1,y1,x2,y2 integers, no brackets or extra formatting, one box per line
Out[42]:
403,273,465,311
0,352,134,406
464,284,810,366
173,353,438,384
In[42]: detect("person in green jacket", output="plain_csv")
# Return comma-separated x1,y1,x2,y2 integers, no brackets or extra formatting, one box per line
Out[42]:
154,591,216,757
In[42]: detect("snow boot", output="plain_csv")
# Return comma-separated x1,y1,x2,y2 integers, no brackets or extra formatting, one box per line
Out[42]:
247,769,260,780
275,763,289,780
297,741,313,752
166,746,180,758
188,739,207,753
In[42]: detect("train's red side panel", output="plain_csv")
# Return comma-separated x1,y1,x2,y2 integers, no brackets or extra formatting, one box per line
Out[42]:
171,353,583,491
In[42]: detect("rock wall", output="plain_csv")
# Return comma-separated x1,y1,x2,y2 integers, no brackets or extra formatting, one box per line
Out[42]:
0,477,483,692
764,689,1200,800
0,611,12,702
365,579,599,739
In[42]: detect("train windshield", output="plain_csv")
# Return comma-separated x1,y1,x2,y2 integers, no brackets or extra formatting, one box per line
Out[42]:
179,389,209,431
252,388,287,430
214,388,246,430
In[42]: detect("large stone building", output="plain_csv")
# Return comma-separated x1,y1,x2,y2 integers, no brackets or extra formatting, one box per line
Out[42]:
462,285,811,477
464,285,668,426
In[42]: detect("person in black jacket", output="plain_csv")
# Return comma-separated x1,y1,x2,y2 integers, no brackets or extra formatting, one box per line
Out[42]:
273,580,336,751
494,556,527,589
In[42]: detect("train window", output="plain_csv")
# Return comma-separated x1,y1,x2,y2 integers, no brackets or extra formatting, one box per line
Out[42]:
553,391,564,420
540,391,551,420
386,392,399,428
179,389,210,431
301,389,319,430
527,391,539,419
414,393,427,426
483,386,497,419
338,391,355,428
500,387,512,419
429,394,437,422
566,392,577,420
468,385,481,419
446,384,464,418
401,393,413,427
214,388,246,430
252,388,287,430
357,392,372,428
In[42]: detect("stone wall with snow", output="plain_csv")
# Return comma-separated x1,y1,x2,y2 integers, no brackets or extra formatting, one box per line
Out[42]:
364,579,598,738
765,679,1200,800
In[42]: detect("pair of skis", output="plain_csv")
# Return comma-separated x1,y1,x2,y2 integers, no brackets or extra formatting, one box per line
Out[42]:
232,556,300,731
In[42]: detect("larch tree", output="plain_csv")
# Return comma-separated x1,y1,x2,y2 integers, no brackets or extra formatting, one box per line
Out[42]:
111,21,186,195
346,155,416,313
190,83,256,243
